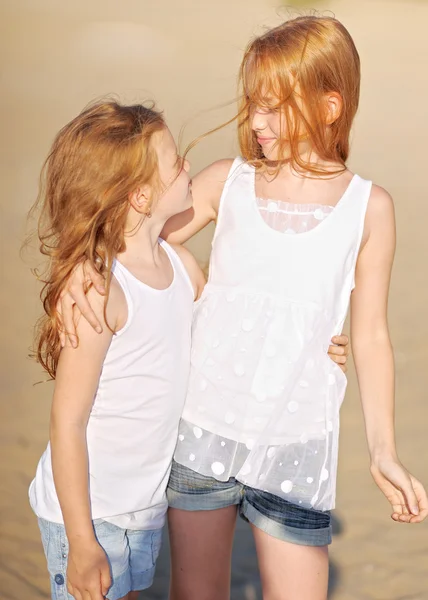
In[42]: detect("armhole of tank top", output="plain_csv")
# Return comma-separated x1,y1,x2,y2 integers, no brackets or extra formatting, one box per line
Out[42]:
350,178,373,291
211,157,245,247
110,261,134,336
159,239,195,300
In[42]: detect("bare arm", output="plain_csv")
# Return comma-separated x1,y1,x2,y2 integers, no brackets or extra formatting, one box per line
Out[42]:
351,185,427,522
161,158,233,244
51,281,126,597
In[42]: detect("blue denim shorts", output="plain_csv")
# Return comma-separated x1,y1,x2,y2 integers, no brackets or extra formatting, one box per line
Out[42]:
167,460,331,546
38,518,162,600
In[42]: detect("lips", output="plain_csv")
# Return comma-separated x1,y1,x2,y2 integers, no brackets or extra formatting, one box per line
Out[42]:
257,137,275,145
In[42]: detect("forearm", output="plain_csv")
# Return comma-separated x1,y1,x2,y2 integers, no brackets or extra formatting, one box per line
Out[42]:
352,332,397,462
50,420,95,546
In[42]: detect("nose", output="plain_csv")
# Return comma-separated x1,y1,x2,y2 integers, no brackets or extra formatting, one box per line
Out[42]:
251,108,268,133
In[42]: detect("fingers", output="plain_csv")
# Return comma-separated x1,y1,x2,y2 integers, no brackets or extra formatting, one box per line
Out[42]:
60,294,79,348
100,565,112,597
391,477,428,524
89,587,104,600
408,477,428,523
69,584,103,600
331,335,349,353
84,262,106,296
328,344,347,357
72,291,103,335
328,349,347,364
71,588,83,600
400,478,420,517
327,347,348,375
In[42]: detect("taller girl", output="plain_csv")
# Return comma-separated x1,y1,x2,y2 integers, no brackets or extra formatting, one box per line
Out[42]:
163,15,427,600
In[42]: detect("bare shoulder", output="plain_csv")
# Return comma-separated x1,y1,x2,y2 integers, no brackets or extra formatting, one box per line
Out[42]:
192,159,235,195
367,184,395,220
361,184,395,251
170,244,206,300
195,158,235,182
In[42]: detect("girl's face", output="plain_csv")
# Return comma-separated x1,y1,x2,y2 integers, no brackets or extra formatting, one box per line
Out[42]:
251,105,283,160
154,127,192,218
250,91,310,162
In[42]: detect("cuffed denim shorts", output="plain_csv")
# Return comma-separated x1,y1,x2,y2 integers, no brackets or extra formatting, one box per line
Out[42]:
38,518,162,600
167,460,331,546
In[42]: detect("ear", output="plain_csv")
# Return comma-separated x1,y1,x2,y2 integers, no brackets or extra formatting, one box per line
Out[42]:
129,185,152,215
325,92,342,125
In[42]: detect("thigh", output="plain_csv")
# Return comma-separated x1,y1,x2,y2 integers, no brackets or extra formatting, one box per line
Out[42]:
252,525,329,600
168,505,238,600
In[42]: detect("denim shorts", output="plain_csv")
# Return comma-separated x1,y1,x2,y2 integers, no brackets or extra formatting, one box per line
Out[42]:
167,460,331,546
38,518,162,600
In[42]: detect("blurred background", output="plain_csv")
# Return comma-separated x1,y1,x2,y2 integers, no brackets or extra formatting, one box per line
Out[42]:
1,1,427,599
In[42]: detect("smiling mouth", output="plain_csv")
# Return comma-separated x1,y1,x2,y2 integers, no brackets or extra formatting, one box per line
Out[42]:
257,137,275,145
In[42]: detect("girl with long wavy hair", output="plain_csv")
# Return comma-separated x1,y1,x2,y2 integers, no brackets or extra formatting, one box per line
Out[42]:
28,101,205,600
57,15,427,600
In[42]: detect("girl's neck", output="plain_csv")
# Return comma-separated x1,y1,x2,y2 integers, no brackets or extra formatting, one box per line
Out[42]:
119,211,168,267
262,147,345,181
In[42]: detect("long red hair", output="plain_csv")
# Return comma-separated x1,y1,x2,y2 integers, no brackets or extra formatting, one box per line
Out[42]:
238,16,360,174
184,17,360,175
31,101,165,378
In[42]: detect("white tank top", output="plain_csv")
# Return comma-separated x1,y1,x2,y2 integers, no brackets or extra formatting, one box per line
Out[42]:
29,240,194,529
174,157,371,511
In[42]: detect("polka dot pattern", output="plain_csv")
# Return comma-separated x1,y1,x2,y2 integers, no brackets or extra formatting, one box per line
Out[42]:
175,204,350,513
211,462,225,475
242,319,254,332
281,480,293,494
193,427,203,439
224,412,235,424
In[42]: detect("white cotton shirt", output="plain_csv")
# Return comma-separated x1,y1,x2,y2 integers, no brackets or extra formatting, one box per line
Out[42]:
174,157,371,511
29,240,194,530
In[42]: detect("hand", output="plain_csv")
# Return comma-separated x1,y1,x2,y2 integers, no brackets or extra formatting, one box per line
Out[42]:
67,540,111,600
328,335,349,372
57,261,106,348
370,457,428,523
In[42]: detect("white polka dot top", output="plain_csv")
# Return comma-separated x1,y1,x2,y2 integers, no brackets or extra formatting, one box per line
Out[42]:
174,157,372,511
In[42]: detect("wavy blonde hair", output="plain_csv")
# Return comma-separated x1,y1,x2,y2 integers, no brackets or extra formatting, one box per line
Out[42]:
238,16,361,174
31,101,165,378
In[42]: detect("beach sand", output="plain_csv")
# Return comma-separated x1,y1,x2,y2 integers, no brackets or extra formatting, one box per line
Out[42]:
1,1,427,598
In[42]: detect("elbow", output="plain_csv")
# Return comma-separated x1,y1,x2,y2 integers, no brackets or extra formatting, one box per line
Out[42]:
50,414,87,442
351,324,391,353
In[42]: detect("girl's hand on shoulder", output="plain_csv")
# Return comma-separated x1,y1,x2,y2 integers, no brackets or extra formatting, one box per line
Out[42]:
370,457,428,523
67,539,111,600
57,262,107,348
328,334,350,372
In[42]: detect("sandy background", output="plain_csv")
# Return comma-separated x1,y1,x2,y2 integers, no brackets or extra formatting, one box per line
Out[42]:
1,1,427,598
